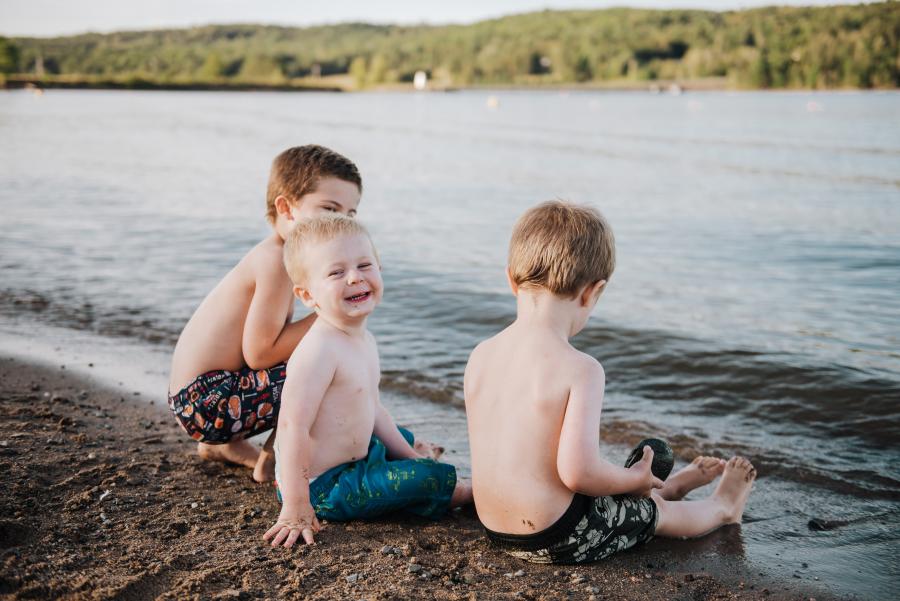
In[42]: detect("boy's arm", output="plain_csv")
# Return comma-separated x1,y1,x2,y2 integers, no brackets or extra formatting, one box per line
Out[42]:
263,339,335,548
556,359,662,497
372,392,425,460
242,256,316,369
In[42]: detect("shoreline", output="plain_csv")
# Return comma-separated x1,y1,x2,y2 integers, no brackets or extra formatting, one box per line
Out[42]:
0,352,839,600
4,75,895,94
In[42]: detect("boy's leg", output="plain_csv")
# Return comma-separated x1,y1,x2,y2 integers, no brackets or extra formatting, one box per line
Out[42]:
252,428,277,483
653,457,756,538
450,477,474,507
657,456,726,500
198,440,259,470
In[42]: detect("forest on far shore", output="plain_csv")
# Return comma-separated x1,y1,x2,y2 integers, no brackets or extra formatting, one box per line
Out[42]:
1,2,897,90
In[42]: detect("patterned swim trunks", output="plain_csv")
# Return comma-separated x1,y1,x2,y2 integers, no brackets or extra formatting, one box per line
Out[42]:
484,492,658,564
275,428,457,521
167,364,287,443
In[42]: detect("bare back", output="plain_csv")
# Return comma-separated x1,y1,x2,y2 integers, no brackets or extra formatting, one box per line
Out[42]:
465,324,590,534
168,234,294,394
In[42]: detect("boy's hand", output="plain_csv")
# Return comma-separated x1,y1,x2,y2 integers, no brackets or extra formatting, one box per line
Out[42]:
627,446,665,497
263,502,321,548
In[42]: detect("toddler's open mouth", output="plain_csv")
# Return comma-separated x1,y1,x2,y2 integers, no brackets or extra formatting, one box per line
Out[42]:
345,291,372,304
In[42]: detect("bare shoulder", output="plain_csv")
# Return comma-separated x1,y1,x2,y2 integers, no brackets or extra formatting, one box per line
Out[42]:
568,349,605,386
466,334,500,372
287,325,337,367
244,235,288,279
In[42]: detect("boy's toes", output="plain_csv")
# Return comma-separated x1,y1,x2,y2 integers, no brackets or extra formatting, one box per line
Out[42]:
746,466,758,483
710,457,727,474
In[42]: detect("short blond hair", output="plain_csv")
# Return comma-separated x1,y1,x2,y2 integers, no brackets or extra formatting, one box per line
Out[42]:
283,214,378,286
508,200,615,298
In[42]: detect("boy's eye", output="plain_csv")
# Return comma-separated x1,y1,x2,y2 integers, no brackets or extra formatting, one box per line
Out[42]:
359,263,372,269
329,270,343,277
322,205,337,212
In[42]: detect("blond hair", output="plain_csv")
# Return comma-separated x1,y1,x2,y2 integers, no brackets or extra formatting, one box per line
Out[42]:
266,145,362,224
283,214,378,286
508,200,615,298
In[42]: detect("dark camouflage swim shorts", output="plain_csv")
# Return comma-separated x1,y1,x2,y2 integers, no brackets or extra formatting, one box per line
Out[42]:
484,492,658,564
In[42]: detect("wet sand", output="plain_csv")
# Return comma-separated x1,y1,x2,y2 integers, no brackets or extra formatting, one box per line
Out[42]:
0,354,839,600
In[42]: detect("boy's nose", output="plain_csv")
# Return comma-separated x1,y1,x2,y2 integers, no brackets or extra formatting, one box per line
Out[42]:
347,270,361,284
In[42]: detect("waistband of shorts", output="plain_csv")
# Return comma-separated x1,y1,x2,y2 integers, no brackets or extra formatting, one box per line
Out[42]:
483,493,591,551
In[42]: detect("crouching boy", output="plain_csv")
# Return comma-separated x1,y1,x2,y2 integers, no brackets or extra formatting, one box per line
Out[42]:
264,215,472,548
167,145,363,482
464,200,756,564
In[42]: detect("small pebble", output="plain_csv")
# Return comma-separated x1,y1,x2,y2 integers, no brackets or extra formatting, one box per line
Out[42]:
380,545,394,555
345,573,359,584
191,502,199,509
408,563,422,574
87,452,96,459
514,569,525,577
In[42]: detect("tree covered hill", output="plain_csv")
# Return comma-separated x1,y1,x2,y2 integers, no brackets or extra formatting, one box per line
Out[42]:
3,2,898,89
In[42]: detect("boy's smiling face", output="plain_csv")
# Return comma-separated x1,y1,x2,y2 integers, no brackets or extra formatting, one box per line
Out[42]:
296,233,383,323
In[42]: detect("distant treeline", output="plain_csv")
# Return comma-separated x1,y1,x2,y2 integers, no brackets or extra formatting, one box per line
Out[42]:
2,3,898,90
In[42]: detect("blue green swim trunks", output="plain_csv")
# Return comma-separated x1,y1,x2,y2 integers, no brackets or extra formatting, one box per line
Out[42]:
275,428,457,521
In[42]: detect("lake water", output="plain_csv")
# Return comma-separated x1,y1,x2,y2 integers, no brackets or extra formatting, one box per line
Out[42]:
1,89,898,599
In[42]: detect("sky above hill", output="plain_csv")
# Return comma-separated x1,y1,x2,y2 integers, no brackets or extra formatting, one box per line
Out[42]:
1,0,870,37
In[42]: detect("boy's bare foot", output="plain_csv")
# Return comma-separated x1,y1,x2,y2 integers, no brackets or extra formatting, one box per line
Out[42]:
415,439,445,460
197,440,259,470
713,456,756,524
659,456,726,500
253,448,276,483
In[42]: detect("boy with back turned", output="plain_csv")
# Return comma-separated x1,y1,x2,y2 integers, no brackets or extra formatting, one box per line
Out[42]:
465,201,756,563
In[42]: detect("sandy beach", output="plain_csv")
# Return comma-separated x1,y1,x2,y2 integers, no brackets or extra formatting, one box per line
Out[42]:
0,353,840,601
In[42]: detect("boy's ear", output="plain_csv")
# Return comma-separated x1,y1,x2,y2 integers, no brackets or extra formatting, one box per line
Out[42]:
294,285,316,309
505,267,519,296
579,280,607,307
275,195,295,220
